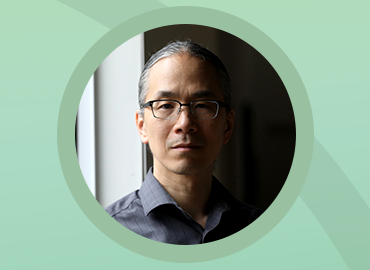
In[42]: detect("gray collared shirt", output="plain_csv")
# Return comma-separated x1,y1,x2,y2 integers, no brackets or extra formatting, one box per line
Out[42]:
105,168,262,244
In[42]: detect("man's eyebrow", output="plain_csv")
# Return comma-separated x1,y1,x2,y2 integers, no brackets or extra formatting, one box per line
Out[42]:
192,90,215,99
152,90,216,100
153,90,177,99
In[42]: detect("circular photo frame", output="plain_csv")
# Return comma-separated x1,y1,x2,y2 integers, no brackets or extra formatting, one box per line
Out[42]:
58,7,313,263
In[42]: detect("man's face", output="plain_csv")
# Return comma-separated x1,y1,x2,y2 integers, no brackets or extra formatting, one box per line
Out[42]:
136,54,234,177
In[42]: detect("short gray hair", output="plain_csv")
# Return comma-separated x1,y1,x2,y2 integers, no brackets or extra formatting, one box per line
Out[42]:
138,40,231,113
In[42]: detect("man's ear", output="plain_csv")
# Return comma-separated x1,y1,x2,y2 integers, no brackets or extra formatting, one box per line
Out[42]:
223,109,235,144
136,110,149,144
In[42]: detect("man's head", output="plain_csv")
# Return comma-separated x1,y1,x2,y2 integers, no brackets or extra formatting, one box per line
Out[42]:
136,41,235,177
138,41,231,113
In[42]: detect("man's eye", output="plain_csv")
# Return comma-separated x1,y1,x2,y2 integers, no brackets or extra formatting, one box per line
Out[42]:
158,103,175,109
194,103,210,109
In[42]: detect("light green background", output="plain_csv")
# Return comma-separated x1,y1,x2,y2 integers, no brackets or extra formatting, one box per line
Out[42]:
1,0,369,269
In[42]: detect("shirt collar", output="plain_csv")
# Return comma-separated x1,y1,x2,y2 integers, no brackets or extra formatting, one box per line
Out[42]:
209,176,234,212
139,167,236,216
139,167,179,216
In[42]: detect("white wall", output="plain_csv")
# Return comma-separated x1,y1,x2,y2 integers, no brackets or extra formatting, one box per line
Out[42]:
77,75,96,196
79,34,145,208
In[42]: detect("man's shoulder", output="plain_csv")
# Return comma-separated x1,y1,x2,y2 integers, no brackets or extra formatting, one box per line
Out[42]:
229,200,264,221
105,190,142,217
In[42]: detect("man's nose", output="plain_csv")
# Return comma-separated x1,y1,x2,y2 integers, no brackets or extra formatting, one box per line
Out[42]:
173,106,198,134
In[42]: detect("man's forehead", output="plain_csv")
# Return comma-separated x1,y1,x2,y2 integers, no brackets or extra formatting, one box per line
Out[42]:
146,54,223,101
149,54,217,76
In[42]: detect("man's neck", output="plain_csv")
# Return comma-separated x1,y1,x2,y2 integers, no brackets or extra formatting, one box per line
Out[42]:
152,164,213,228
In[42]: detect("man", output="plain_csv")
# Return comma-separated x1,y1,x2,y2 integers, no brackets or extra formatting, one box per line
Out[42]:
105,41,262,244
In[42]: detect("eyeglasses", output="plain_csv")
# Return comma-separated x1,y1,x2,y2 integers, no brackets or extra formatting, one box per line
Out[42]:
141,99,229,120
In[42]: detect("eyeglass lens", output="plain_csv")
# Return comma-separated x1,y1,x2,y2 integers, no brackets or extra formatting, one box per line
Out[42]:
151,101,218,119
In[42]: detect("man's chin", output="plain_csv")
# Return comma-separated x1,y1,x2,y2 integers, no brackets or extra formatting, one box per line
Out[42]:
168,162,211,176
153,155,214,176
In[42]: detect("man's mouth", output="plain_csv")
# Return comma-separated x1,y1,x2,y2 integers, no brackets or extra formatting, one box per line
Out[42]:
171,143,201,151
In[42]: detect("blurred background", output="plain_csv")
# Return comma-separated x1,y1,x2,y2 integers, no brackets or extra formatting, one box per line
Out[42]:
76,25,295,211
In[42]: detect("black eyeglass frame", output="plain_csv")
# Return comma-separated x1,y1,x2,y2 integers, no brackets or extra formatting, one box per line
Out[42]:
141,99,229,120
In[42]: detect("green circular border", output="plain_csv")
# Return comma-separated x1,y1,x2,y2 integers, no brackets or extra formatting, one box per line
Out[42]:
57,7,314,263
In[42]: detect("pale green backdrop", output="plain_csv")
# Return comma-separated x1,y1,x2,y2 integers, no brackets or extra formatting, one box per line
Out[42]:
1,0,369,269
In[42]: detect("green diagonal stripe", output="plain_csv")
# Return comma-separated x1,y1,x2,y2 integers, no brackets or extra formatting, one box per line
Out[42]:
57,0,167,29
300,138,370,269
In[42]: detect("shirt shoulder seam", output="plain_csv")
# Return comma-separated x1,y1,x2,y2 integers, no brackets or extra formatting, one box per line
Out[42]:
109,196,141,217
